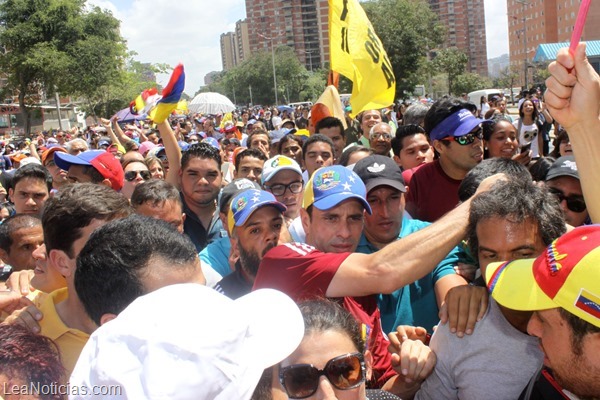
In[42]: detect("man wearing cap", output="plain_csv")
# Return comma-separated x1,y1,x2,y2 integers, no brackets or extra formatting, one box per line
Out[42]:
214,189,286,300
353,155,468,334
199,179,261,282
405,98,485,222
485,225,600,399
262,155,304,226
41,147,68,194
301,134,334,183
254,164,500,392
54,149,124,192
544,155,589,227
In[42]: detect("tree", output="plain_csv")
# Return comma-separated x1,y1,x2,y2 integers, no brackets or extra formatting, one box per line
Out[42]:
494,65,521,104
432,47,469,95
452,72,492,96
0,0,126,134
205,46,326,106
363,0,445,99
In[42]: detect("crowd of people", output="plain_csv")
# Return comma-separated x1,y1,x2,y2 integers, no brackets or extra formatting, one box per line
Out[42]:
0,43,598,400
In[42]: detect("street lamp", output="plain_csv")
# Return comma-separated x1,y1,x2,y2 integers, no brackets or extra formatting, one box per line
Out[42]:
258,32,281,105
515,0,530,88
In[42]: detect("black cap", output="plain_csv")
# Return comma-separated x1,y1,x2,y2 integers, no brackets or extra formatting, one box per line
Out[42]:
545,155,579,182
218,178,261,213
353,155,406,193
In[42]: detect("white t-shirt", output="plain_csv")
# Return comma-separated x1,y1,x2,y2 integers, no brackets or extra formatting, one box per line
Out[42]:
514,119,540,158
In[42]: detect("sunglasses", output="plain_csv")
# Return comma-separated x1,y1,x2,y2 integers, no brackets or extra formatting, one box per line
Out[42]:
548,187,586,213
442,128,483,146
124,170,152,182
279,353,365,399
265,181,303,196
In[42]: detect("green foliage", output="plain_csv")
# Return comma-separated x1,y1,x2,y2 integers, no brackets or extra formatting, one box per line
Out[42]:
452,72,492,96
0,0,127,133
493,64,521,91
432,47,469,95
363,0,445,100
204,46,326,106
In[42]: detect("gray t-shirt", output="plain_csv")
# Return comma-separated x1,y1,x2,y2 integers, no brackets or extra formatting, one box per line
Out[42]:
415,298,543,400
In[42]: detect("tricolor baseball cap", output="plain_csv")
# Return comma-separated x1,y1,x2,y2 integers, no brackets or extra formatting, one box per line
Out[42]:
54,150,124,191
429,108,489,141
486,225,600,328
228,189,286,234
261,155,302,185
302,165,372,214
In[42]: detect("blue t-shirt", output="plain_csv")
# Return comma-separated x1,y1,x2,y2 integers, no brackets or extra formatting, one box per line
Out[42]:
356,217,465,334
199,237,232,278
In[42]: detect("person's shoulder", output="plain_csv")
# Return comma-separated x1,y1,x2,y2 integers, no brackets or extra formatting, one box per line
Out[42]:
264,242,318,259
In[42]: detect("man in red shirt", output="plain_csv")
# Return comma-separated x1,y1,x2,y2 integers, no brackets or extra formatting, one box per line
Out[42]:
254,164,498,394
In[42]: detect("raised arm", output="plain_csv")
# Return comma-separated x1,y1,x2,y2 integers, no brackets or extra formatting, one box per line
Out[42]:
545,42,600,222
156,121,182,187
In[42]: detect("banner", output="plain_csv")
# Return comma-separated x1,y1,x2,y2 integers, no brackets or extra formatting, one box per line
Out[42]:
329,0,396,116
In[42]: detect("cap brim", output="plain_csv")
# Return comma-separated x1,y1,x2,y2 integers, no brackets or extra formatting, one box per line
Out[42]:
365,178,406,193
545,170,579,182
485,258,557,312
54,151,92,171
235,201,287,227
313,192,373,215
454,118,489,137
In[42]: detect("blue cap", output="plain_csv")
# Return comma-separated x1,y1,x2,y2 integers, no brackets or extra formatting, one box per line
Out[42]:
429,109,489,141
302,165,372,214
202,137,220,149
228,189,287,234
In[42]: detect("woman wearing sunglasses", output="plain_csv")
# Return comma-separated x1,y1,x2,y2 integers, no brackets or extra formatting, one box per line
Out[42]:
121,159,152,200
275,299,431,400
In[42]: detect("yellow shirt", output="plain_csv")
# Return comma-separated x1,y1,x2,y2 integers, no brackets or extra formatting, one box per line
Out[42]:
33,288,90,377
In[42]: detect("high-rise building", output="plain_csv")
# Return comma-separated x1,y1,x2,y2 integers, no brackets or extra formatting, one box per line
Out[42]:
235,19,251,64
508,0,600,87
245,0,329,71
220,32,236,71
428,0,489,76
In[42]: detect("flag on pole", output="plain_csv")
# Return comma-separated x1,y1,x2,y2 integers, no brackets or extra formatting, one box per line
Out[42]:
329,0,395,116
130,64,186,124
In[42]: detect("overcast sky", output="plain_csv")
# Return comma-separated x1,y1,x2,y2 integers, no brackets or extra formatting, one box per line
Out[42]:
88,0,510,96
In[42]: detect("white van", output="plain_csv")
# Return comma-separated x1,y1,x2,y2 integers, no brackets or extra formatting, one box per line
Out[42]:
467,89,503,108
288,101,313,109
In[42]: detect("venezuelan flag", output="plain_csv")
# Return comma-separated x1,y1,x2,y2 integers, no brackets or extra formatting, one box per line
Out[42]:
149,64,186,124
130,88,160,116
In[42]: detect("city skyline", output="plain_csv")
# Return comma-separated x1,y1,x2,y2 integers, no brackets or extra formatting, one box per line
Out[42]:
90,0,509,96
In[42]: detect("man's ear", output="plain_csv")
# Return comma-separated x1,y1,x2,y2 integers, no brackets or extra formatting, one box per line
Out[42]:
48,249,74,278
100,179,112,189
100,313,117,326
0,248,10,264
393,155,402,168
432,139,445,154
300,208,311,235
364,349,374,381
8,188,13,203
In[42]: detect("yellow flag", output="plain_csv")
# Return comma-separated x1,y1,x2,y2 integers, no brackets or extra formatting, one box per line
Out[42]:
329,0,396,116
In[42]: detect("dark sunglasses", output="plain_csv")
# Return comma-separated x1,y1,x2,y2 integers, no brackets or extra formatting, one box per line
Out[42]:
265,181,303,196
279,352,365,399
442,128,483,146
124,170,152,182
548,187,586,213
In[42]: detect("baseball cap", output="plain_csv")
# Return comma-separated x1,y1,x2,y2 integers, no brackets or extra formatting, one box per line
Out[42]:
218,178,261,213
54,150,124,191
19,157,42,167
262,155,302,185
70,283,304,400
302,165,372,214
486,225,600,328
202,137,220,149
98,139,111,148
545,155,579,181
138,141,157,157
429,108,489,141
228,189,286,234
41,147,66,166
353,155,406,193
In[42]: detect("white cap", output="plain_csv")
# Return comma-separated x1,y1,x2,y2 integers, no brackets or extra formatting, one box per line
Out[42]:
18,157,42,167
261,155,302,185
69,284,304,400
